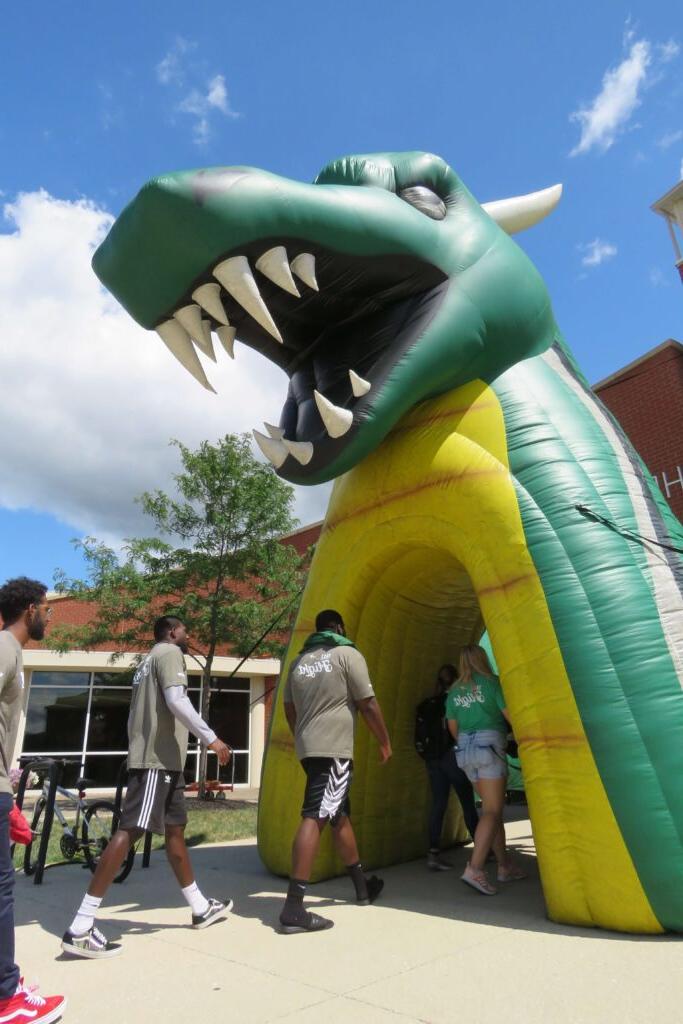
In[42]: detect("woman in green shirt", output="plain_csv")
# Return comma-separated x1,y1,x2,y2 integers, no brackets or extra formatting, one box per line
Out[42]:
446,644,525,895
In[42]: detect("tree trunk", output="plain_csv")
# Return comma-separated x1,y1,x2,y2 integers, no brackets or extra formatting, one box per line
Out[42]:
197,658,213,799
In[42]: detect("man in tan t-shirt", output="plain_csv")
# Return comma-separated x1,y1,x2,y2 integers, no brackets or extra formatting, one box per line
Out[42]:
0,577,65,1023
279,608,392,933
62,615,232,960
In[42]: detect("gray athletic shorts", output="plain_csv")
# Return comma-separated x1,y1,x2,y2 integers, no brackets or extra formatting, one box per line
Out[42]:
119,768,187,835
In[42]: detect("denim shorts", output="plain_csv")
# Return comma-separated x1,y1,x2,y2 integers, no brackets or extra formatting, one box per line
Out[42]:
455,730,508,783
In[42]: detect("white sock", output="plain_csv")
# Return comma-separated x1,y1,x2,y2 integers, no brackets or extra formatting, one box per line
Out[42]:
70,893,102,936
182,881,209,916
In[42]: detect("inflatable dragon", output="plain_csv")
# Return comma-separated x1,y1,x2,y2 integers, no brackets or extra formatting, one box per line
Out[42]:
93,152,683,933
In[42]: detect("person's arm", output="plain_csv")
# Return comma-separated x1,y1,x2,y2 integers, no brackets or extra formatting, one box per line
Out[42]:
163,685,231,765
344,648,392,762
0,643,15,700
284,701,297,737
447,717,459,742
357,697,392,763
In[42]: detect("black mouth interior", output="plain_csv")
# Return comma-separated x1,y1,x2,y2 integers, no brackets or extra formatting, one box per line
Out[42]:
166,239,447,461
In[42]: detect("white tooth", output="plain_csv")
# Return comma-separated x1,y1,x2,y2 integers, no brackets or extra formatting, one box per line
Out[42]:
192,282,230,325
175,304,204,340
349,369,371,397
156,320,215,393
199,320,217,362
253,429,288,469
213,256,283,343
264,422,285,440
282,438,314,466
216,325,236,359
255,247,300,297
290,253,319,291
314,390,353,438
173,304,216,360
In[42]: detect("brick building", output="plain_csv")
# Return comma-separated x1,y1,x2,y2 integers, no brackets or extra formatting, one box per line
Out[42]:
593,339,683,522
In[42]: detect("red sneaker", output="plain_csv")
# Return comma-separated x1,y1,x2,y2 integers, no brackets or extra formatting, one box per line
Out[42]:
0,980,66,1023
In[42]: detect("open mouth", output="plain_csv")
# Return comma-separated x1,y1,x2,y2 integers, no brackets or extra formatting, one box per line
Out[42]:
94,153,562,486
155,239,448,478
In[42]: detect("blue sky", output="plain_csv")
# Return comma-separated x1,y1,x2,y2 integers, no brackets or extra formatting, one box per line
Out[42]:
0,0,681,584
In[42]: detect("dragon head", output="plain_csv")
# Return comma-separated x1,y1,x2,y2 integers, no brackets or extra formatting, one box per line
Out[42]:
93,151,560,484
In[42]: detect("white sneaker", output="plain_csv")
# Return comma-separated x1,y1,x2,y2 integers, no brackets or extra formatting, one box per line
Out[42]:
61,925,122,958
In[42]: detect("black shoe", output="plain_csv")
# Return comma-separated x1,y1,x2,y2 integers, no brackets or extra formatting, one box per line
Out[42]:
358,875,384,905
427,851,453,872
279,910,334,934
61,925,122,959
192,897,233,929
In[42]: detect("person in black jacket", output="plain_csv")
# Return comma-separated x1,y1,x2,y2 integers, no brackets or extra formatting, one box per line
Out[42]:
415,664,479,870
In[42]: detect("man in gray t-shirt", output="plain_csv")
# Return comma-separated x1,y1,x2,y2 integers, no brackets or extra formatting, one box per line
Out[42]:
127,641,192,771
62,615,232,960
0,577,65,1020
284,642,375,760
279,609,392,934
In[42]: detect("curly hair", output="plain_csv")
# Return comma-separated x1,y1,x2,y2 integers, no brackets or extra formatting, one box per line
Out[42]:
0,577,47,626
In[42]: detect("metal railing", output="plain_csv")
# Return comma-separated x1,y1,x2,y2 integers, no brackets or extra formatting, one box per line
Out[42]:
14,758,62,885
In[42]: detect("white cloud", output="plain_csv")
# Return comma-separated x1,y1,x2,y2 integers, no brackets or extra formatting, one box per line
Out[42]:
156,37,194,86
207,75,230,114
178,74,240,145
570,31,679,156
649,266,671,287
156,40,240,145
658,39,680,63
580,238,618,267
657,129,683,149
570,40,652,156
0,191,330,546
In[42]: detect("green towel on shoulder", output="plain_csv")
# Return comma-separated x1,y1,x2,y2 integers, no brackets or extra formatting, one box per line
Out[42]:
301,630,356,651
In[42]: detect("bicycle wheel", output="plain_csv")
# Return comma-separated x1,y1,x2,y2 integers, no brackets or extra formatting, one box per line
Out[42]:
23,799,46,877
82,800,135,883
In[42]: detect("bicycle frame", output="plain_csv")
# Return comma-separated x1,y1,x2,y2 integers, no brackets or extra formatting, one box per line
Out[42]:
46,784,86,837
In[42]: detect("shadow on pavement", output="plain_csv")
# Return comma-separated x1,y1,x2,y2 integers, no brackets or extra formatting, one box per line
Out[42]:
14,808,682,948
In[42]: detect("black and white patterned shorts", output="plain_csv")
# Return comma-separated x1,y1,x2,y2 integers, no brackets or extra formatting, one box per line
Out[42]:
119,768,187,835
301,757,353,825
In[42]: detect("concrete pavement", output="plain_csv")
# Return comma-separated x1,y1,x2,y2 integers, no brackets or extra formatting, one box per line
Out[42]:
14,814,683,1024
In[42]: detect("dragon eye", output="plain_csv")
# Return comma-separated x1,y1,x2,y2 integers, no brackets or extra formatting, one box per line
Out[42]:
398,186,446,220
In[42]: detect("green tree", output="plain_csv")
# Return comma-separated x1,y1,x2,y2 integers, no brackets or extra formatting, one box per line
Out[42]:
52,434,308,794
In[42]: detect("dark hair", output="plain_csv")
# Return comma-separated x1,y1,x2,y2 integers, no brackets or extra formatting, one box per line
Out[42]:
154,615,184,642
315,608,345,632
0,577,48,626
437,663,457,682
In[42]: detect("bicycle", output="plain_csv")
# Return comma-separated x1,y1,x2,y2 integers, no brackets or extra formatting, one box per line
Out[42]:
24,761,135,883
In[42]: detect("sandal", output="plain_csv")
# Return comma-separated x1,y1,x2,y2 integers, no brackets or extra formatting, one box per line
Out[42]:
497,863,527,882
461,864,497,896
279,910,334,934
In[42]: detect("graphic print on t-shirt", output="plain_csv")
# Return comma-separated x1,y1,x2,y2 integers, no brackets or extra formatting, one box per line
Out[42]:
449,686,486,709
297,654,333,679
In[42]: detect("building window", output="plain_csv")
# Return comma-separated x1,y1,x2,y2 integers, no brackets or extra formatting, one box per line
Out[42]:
22,669,252,788
23,672,91,759
185,676,251,786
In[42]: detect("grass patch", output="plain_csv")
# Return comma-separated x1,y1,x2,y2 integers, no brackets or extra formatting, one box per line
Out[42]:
14,801,257,872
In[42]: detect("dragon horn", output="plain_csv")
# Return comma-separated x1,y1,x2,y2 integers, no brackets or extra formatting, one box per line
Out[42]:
482,184,562,234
